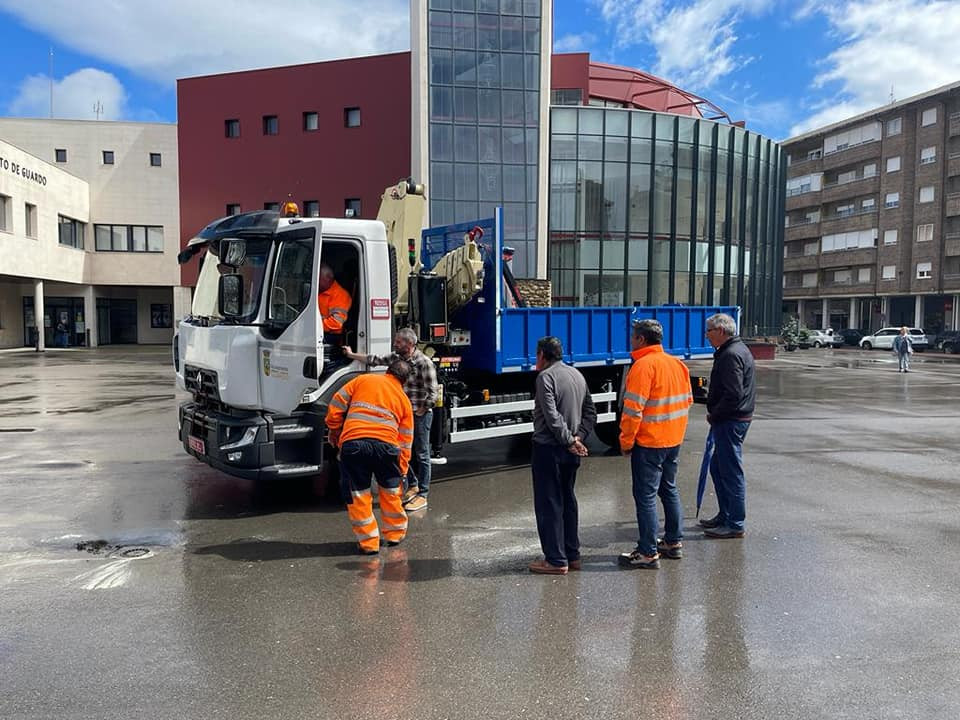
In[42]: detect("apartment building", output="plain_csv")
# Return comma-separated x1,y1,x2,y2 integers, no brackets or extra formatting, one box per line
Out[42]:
782,81,960,334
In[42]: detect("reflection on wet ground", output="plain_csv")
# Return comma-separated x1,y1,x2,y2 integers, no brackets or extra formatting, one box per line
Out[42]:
2,346,960,719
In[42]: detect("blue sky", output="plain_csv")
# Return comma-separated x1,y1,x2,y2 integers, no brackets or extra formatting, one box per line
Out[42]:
0,0,958,140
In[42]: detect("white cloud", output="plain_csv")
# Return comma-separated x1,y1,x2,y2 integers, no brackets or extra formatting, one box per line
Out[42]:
790,0,960,136
8,68,128,120
0,0,409,85
595,0,774,90
554,32,598,53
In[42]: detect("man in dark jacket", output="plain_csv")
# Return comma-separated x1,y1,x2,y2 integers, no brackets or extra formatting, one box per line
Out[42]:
529,336,597,575
702,313,756,539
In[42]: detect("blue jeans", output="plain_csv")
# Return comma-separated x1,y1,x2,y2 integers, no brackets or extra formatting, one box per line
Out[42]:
531,441,580,567
630,445,683,557
407,410,433,496
897,351,910,371
709,420,750,532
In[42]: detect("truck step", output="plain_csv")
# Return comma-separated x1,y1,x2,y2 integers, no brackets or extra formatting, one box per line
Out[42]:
273,424,315,439
273,462,321,476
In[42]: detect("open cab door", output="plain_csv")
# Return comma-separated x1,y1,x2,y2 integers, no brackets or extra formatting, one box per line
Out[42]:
258,221,324,414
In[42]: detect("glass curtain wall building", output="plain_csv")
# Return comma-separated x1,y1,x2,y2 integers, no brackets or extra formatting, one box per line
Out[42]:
422,0,546,278
548,106,786,334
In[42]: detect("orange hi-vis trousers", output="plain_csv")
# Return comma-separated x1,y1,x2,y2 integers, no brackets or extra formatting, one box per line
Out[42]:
339,438,408,552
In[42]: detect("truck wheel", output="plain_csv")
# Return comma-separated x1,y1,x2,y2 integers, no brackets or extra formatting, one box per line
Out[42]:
862,341,872,350
593,419,621,449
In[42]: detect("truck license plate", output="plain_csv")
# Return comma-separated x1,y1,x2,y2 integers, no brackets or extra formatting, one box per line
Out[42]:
188,436,205,455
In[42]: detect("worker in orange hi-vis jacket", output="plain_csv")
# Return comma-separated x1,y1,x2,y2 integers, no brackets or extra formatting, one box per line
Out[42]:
617,318,694,571
317,263,352,335
325,358,415,555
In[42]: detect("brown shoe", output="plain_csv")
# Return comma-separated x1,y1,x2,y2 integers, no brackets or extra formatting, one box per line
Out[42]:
402,486,419,504
404,495,428,512
656,540,683,559
568,559,582,571
528,558,568,575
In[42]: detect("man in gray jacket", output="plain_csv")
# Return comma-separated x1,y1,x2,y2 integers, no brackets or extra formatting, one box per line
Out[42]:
529,336,597,575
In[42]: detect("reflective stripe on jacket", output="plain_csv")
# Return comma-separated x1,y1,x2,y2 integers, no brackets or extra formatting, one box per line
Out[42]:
317,279,352,333
326,373,414,476
619,345,693,451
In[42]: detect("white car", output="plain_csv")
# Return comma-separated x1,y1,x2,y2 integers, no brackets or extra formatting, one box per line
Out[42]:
801,330,839,348
859,328,929,351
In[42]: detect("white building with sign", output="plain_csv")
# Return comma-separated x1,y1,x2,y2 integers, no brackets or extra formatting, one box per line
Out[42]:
0,119,188,349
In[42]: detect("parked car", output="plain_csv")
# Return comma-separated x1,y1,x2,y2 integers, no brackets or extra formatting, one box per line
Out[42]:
860,327,929,351
836,328,865,346
799,329,839,348
932,330,960,353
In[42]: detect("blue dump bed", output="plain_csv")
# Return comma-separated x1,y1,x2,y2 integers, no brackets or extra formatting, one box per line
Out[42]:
422,213,739,375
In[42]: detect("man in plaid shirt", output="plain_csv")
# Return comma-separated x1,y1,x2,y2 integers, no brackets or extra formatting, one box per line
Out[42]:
343,327,438,511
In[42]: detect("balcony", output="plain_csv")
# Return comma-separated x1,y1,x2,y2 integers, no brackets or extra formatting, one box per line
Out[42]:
820,208,878,233
946,232,960,257
821,174,879,204
785,220,821,241
947,193,960,217
783,254,819,271
949,152,960,178
786,190,821,211
819,247,877,268
782,285,822,298
950,112,960,138
787,151,824,173
822,139,881,170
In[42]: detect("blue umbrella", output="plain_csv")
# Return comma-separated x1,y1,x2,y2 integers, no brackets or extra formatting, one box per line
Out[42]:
696,429,715,518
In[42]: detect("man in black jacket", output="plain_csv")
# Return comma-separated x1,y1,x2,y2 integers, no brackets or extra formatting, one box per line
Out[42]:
702,313,756,539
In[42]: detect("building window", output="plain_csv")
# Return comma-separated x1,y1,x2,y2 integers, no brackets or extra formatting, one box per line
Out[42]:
886,117,901,136
344,107,361,128
550,89,583,106
863,163,877,177
920,146,937,165
58,215,85,249
225,119,240,138
226,203,241,216
25,203,37,238
921,108,937,127
150,304,173,328
885,192,899,208
94,224,164,252
917,262,932,279
919,186,934,203
917,223,934,243
344,198,361,217
858,267,871,283
862,198,875,210
303,200,319,217
803,241,818,256
303,112,319,131
833,269,852,284
263,115,278,135
102,150,115,165
55,148,67,163
836,203,855,218
886,156,900,173
0,194,10,232
802,272,817,288
822,229,876,252
884,229,898,245
882,265,896,280
149,153,162,167
264,202,280,211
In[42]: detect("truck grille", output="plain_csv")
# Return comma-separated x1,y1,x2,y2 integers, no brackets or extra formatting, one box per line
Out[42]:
184,365,220,402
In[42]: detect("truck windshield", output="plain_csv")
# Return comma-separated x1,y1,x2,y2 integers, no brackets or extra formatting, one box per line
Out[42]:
191,237,271,322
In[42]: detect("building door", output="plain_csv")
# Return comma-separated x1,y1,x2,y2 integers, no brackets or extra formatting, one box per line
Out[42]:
96,299,138,344
23,296,86,347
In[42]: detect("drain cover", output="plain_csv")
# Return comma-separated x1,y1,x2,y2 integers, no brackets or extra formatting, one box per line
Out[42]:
112,547,154,559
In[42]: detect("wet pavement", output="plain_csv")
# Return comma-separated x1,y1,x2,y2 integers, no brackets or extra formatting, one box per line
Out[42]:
2,346,960,719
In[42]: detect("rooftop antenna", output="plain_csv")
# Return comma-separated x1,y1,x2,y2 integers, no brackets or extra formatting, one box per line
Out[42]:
48,47,53,118
93,100,103,120
890,85,895,104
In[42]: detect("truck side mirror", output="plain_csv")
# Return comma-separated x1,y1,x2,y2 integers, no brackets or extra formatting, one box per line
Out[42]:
219,274,245,316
